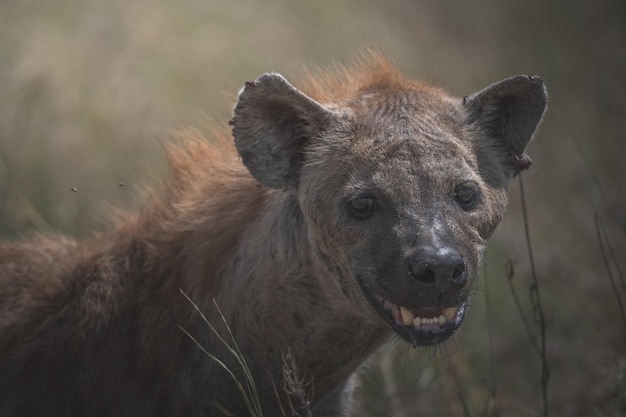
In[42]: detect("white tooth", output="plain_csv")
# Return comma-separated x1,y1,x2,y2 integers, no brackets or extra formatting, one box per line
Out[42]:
412,317,422,327
438,315,445,325
400,307,415,325
443,307,457,321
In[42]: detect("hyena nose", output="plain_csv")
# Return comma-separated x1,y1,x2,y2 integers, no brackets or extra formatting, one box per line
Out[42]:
406,246,467,290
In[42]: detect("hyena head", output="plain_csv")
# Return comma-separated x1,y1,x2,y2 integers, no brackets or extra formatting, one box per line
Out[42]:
233,61,547,346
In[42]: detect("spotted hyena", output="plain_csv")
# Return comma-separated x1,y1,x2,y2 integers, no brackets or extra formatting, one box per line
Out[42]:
0,55,547,416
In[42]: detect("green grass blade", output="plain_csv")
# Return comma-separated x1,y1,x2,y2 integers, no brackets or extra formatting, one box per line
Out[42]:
179,290,264,417
177,325,259,417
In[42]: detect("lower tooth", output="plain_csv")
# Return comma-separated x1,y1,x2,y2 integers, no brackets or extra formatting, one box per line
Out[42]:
412,313,451,328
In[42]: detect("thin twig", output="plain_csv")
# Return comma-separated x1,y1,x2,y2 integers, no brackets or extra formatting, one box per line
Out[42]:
598,212,626,295
504,259,541,355
457,388,471,417
518,175,549,417
482,268,497,417
481,393,491,417
594,211,626,333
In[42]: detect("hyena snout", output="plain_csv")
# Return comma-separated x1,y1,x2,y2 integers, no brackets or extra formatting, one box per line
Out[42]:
406,246,467,290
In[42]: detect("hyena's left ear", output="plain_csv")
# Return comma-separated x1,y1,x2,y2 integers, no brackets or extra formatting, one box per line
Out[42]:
231,73,340,190
463,75,547,178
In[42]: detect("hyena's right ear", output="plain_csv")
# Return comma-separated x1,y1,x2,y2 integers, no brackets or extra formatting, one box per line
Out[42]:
231,73,340,190
463,75,547,178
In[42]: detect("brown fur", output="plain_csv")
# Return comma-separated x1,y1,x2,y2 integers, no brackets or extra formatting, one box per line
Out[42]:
300,52,442,103
0,55,547,416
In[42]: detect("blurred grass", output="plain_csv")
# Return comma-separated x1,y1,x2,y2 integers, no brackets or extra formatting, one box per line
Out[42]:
1,0,625,415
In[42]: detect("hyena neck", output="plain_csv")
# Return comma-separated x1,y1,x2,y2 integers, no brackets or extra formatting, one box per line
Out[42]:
208,191,389,407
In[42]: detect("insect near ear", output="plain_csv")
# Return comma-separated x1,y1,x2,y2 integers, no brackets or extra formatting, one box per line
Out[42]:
348,196,376,219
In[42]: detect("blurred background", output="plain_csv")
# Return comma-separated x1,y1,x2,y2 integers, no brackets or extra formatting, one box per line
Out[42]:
0,0,624,415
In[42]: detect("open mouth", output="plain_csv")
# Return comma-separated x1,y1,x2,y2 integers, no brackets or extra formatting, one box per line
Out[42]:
357,279,468,346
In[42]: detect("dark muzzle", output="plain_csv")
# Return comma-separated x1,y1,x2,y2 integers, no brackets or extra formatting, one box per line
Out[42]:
406,245,467,290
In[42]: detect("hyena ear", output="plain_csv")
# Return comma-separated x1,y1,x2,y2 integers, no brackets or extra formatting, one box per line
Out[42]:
463,75,547,178
232,73,339,190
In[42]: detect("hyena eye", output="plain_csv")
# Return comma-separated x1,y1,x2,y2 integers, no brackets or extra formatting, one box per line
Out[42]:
454,185,478,210
348,196,375,219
